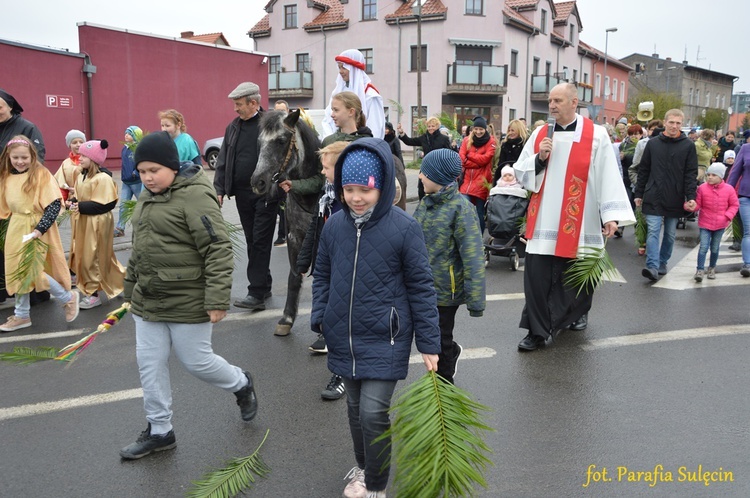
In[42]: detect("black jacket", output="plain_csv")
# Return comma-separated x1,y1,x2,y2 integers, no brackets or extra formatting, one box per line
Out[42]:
492,137,525,185
634,132,698,218
213,111,263,197
398,129,451,155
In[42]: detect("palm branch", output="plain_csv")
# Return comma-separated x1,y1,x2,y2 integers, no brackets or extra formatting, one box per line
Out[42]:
634,207,647,248
563,243,618,298
7,238,48,295
732,216,742,241
377,371,494,497
56,209,71,227
0,346,59,364
118,200,137,226
186,429,271,498
225,222,247,262
0,218,7,250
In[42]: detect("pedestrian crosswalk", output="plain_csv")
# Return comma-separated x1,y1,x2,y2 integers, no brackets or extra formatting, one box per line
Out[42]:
653,241,748,290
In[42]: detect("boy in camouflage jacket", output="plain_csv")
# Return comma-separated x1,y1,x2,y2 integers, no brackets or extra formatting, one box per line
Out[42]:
413,149,486,383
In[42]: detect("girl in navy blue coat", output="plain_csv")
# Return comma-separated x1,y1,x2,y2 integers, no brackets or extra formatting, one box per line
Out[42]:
311,137,440,497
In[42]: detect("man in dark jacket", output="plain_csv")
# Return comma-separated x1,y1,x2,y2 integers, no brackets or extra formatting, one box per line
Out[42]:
396,117,452,199
213,82,277,310
634,109,698,281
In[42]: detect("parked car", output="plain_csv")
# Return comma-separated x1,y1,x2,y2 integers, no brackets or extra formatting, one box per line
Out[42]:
202,137,223,170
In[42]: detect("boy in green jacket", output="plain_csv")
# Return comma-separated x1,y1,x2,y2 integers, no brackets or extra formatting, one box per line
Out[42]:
413,149,486,383
119,132,258,460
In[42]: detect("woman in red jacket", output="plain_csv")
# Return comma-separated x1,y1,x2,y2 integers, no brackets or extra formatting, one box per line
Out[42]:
459,116,496,234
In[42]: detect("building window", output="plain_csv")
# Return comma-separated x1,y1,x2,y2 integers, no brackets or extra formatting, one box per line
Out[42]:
509,108,517,121
569,23,575,42
573,69,578,83
540,9,547,34
359,48,374,73
510,50,518,76
620,81,625,103
612,78,618,101
584,72,589,84
545,61,551,76
411,106,428,133
296,53,310,72
455,46,492,65
696,91,700,106
284,5,297,29
532,57,540,76
454,106,490,129
706,91,710,107
604,76,610,99
362,0,377,21
410,45,427,71
595,74,601,98
722,95,726,109
465,0,483,15
562,66,569,80
716,94,721,108
689,88,693,105
268,55,281,74
656,62,664,70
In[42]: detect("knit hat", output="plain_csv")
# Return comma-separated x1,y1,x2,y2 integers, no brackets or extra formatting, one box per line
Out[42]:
125,126,143,142
744,130,750,139
473,116,488,129
497,165,520,187
724,150,736,161
341,148,383,190
65,129,86,147
134,131,180,171
706,162,726,178
420,149,462,187
228,82,261,101
79,139,109,165
618,117,628,125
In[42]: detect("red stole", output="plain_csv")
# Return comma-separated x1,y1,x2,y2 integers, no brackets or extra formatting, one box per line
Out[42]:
525,118,595,258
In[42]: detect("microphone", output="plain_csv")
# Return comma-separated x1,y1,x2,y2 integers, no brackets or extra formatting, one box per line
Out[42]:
547,117,556,139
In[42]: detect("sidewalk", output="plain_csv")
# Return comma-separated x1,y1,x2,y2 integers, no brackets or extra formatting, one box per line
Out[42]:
58,166,421,254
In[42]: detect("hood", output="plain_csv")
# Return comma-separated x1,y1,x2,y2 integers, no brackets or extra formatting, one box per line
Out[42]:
169,162,203,190
334,137,395,224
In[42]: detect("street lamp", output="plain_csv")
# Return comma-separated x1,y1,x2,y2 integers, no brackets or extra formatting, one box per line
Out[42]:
602,27,617,121
413,0,428,121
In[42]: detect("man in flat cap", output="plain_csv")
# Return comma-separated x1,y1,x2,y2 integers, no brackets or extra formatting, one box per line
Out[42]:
214,82,277,311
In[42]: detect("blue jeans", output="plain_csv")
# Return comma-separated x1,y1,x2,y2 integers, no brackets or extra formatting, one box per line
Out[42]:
342,378,397,492
116,182,143,230
697,228,725,270
464,195,486,235
645,215,679,270
15,273,72,319
739,197,750,265
133,315,246,434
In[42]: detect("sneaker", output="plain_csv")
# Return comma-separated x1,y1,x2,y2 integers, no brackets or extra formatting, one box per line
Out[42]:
641,267,658,281
322,374,346,400
741,265,750,278
729,241,741,251
452,344,463,379
79,294,102,309
0,315,31,332
0,297,15,310
119,424,176,460
658,263,668,275
234,371,258,422
342,466,366,498
706,267,716,280
309,333,328,354
273,238,287,247
694,270,703,283
365,490,387,498
64,290,80,322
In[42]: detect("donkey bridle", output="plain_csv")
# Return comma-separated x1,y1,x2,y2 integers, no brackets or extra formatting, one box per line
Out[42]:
271,125,298,183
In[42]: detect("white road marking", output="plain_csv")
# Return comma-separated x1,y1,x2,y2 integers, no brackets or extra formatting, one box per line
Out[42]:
0,388,143,421
653,240,750,290
487,293,524,301
409,347,497,364
0,329,86,344
220,307,312,323
580,324,750,351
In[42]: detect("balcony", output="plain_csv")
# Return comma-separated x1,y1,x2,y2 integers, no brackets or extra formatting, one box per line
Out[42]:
576,84,593,104
445,63,507,95
268,71,314,99
530,75,563,101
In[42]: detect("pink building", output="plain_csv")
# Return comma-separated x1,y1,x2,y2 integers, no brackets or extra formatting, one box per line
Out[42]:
249,0,631,135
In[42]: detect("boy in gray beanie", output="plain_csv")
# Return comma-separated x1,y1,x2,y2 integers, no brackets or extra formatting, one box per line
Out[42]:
413,148,486,384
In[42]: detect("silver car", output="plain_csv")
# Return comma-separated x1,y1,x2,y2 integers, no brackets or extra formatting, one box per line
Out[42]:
202,137,223,170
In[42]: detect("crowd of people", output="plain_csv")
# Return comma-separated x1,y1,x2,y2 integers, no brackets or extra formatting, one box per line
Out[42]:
3,47,750,496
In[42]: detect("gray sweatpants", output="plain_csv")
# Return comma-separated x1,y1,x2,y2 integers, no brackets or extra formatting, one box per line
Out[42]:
133,315,246,434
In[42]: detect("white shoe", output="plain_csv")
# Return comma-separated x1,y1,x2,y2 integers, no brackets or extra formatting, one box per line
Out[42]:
0,315,31,332
79,294,102,309
342,466,366,498
0,297,15,310
365,490,387,498
64,290,80,322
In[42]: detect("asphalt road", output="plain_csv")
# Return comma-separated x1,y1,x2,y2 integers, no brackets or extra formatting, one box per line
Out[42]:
1,174,749,497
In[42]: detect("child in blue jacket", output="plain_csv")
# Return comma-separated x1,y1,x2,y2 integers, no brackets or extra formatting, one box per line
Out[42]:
311,137,440,498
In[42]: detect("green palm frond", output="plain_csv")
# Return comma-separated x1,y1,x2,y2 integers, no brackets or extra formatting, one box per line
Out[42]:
225,222,246,262
634,208,647,247
0,218,7,250
56,209,71,227
0,346,60,364
732,216,742,241
186,429,270,498
119,200,137,226
563,244,618,298
7,238,48,295
377,371,494,497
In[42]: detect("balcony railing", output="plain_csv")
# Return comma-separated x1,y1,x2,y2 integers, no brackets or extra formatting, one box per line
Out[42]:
446,63,507,95
577,85,593,103
530,75,563,100
268,71,314,98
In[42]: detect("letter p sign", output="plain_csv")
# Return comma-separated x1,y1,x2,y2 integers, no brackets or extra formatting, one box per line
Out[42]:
47,95,58,108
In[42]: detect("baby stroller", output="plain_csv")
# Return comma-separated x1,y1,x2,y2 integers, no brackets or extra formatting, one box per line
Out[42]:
484,184,529,270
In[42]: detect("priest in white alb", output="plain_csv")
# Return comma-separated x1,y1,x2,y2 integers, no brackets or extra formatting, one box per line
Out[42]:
514,83,635,351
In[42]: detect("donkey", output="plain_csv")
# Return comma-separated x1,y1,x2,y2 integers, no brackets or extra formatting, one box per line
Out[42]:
251,109,321,336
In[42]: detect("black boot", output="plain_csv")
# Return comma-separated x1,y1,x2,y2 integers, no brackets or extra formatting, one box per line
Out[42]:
235,371,258,421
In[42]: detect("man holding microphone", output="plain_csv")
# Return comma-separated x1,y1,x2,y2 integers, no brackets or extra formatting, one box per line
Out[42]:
512,83,635,351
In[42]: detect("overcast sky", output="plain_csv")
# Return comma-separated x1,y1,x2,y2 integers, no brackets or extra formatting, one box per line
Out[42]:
4,1,745,102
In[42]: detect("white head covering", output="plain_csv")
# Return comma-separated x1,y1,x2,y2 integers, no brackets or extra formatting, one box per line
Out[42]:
322,49,384,139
